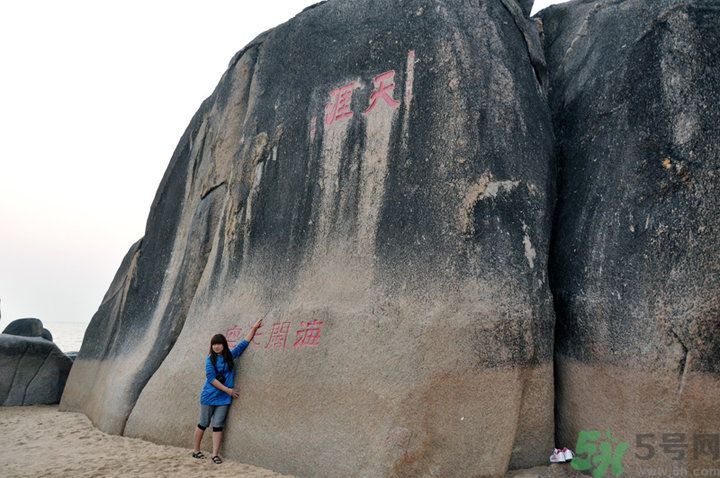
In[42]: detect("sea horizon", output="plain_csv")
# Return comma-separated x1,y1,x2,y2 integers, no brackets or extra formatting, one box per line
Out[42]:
38,320,89,354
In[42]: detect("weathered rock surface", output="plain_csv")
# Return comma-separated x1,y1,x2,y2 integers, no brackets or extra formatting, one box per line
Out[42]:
59,0,720,476
2,318,54,342
3,318,45,338
540,0,720,474
41,328,53,342
505,464,586,477
0,334,73,405
517,0,535,17
62,0,556,476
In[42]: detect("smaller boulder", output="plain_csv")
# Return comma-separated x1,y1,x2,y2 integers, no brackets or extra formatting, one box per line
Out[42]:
0,334,73,406
2,318,44,338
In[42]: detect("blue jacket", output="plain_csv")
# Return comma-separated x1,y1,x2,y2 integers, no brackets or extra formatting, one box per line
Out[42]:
200,339,250,405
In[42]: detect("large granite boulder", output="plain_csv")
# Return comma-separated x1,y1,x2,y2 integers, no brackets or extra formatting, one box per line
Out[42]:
3,318,45,338
540,0,720,474
0,334,73,405
62,0,556,476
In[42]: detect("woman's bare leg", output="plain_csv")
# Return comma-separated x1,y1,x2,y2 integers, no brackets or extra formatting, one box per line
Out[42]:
193,426,204,452
212,431,223,457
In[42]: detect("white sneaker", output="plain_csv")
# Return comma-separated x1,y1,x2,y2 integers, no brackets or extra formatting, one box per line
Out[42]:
562,447,575,461
549,448,566,463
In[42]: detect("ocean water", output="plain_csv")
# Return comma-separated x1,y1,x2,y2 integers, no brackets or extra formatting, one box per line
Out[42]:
42,321,89,353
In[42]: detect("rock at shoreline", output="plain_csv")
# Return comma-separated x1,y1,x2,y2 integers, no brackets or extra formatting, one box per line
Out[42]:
3,318,45,339
2,318,54,343
0,334,73,406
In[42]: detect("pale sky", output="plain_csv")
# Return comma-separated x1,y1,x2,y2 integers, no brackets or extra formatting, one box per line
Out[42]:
0,0,568,326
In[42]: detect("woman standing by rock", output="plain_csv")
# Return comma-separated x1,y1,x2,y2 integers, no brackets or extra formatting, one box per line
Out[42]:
192,318,263,464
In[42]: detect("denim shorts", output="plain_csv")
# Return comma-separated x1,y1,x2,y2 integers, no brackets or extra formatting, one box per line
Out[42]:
198,404,229,431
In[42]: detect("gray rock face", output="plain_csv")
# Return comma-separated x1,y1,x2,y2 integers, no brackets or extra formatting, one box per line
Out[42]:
505,464,586,478
59,0,720,476
41,328,53,342
540,0,720,474
3,318,44,338
62,0,556,476
0,334,73,406
517,0,535,17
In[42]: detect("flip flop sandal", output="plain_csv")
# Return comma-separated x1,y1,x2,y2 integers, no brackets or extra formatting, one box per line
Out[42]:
212,455,223,464
191,451,206,459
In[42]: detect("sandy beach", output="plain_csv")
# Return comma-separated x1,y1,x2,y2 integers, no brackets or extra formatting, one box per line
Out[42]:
0,406,589,478
0,405,293,478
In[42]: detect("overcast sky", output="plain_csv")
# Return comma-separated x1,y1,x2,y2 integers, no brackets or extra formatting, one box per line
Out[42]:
0,0,568,325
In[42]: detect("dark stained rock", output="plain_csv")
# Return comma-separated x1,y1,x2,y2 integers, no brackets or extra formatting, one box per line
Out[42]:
41,328,53,342
540,0,720,474
517,0,535,17
0,334,73,406
62,0,556,476
3,318,44,338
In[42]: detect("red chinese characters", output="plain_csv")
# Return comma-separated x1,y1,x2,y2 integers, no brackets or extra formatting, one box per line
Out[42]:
250,323,264,349
324,82,357,126
225,325,243,348
320,56,410,130
226,319,325,351
293,319,324,348
265,321,292,349
364,70,401,114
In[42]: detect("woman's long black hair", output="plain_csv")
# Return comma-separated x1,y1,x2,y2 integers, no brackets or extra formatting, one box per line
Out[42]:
209,334,234,371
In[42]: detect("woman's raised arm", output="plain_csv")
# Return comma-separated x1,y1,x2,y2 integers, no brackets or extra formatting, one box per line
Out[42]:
231,318,263,358
244,318,263,342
